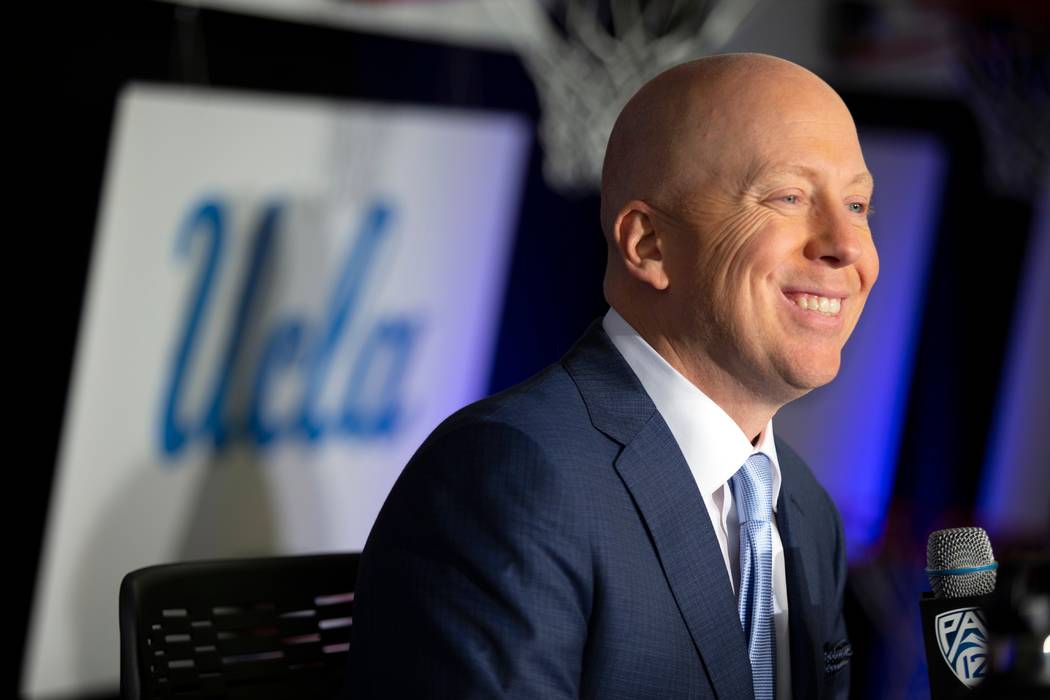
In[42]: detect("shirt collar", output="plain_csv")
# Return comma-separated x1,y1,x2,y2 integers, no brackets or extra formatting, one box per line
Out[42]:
602,307,782,510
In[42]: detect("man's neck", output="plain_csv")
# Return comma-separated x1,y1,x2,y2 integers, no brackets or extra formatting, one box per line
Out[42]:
614,306,781,440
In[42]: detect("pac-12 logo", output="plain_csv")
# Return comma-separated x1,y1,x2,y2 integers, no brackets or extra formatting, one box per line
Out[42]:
935,607,988,687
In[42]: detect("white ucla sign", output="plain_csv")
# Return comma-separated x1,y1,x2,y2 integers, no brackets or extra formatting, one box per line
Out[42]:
22,85,529,698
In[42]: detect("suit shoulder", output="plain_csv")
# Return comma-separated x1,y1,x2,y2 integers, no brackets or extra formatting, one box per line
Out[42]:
426,360,595,454
373,361,599,548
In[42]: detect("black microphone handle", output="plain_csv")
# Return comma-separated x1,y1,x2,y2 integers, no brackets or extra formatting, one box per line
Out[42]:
919,592,994,700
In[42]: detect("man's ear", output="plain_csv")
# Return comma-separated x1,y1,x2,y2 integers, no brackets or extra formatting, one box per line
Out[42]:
612,201,670,291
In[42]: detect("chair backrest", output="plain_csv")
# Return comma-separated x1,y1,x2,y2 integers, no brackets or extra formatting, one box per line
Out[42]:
119,552,359,699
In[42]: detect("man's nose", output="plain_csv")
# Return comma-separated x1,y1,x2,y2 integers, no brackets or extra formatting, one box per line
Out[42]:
803,204,864,268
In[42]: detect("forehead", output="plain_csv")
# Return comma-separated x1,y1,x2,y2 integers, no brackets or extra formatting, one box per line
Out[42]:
656,65,869,197
749,161,874,190
728,111,870,188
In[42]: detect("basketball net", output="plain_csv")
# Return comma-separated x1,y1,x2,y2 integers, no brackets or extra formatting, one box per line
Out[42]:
957,14,1050,199
493,0,763,194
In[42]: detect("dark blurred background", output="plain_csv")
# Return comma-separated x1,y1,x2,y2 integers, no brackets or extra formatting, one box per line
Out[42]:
15,1,1049,698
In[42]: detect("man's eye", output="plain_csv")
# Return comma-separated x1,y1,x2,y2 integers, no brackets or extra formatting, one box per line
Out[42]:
848,202,868,214
782,194,799,204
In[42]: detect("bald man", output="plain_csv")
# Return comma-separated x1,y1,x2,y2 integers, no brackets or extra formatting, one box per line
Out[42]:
345,53,876,700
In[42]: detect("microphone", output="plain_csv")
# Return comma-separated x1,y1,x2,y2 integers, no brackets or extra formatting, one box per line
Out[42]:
926,526,998,598
920,527,997,699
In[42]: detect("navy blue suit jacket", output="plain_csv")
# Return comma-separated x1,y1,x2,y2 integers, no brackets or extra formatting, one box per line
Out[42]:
345,320,851,699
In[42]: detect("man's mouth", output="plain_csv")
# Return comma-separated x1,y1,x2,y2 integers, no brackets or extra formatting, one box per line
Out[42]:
781,291,843,317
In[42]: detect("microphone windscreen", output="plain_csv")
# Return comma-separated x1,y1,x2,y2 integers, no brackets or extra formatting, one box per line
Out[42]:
926,527,997,598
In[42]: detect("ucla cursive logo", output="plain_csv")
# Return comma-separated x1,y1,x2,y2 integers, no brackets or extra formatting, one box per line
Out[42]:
158,196,422,458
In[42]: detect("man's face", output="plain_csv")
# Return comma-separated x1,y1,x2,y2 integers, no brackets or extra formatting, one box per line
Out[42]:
656,90,879,403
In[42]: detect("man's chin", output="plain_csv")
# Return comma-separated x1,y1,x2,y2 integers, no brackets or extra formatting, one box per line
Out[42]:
781,357,842,395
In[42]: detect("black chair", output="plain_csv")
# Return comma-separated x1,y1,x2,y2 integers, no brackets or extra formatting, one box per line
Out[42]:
119,552,359,699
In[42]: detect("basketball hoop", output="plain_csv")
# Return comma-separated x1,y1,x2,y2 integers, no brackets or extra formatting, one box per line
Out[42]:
492,0,763,193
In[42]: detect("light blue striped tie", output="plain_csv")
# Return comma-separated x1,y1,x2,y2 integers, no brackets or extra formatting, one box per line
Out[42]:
732,453,776,700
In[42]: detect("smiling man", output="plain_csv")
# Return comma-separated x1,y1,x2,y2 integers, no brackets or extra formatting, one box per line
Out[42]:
346,53,876,700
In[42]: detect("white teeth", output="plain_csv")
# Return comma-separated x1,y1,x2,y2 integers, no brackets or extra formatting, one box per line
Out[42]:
791,293,840,316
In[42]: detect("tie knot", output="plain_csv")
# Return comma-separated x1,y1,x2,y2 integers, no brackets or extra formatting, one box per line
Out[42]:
732,453,774,523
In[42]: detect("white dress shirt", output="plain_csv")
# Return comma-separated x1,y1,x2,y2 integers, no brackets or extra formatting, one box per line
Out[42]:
603,307,792,699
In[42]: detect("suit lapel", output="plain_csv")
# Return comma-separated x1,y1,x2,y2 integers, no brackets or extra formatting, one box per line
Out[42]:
614,419,755,699
775,443,824,700
563,320,754,699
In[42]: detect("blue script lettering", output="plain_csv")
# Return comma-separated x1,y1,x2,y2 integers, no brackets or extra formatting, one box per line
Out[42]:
159,196,421,458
